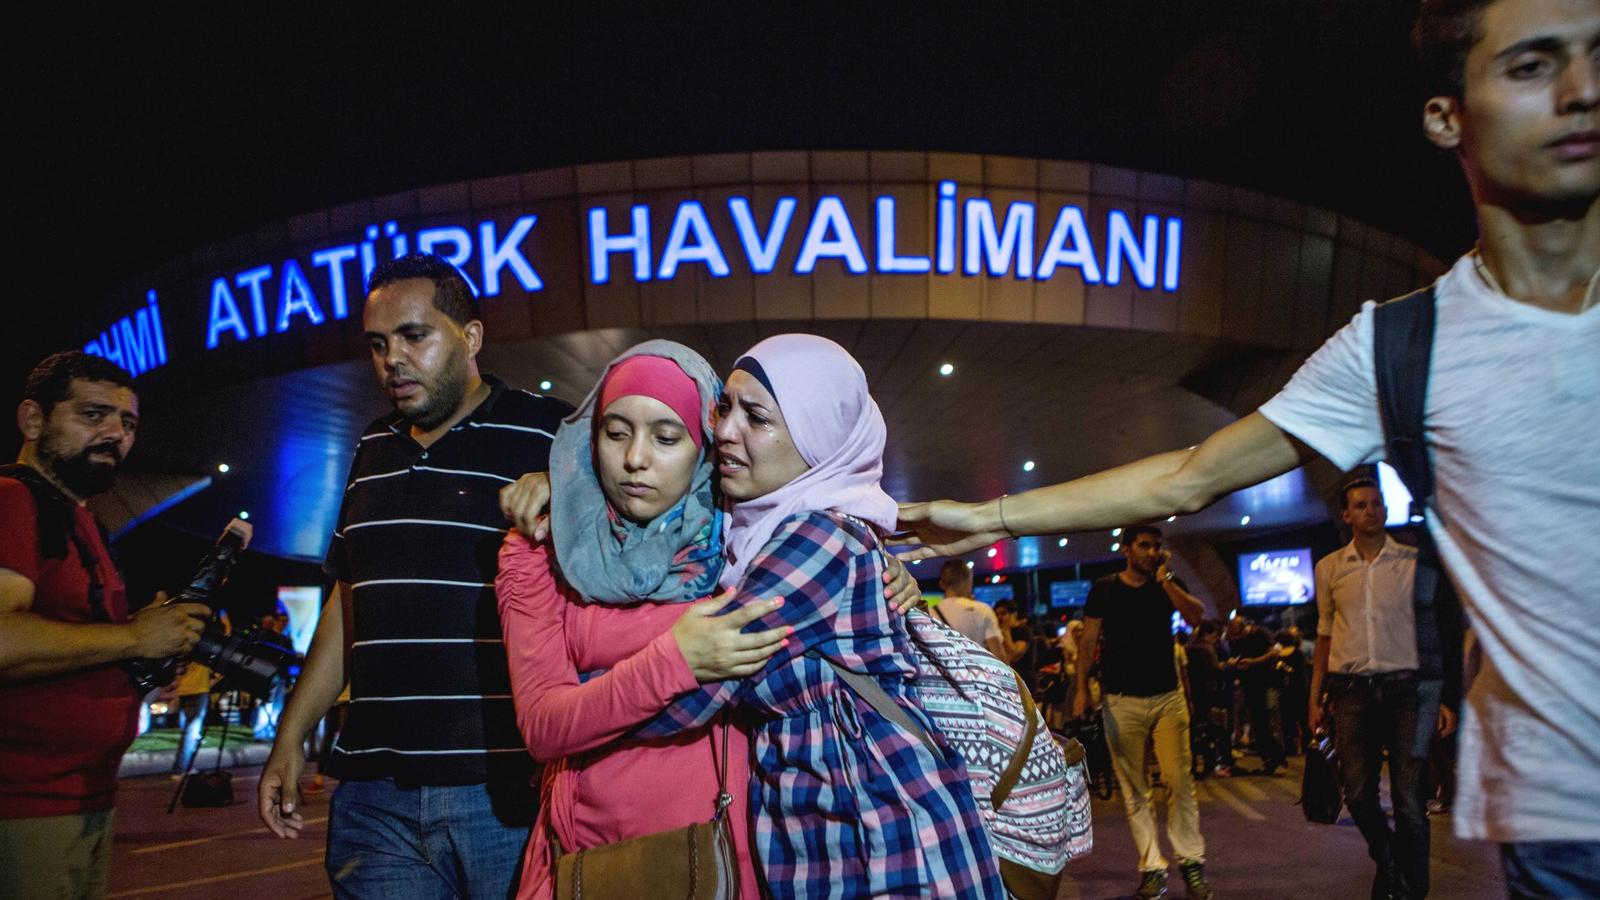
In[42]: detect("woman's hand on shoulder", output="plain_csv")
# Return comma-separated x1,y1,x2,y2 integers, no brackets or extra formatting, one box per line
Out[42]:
671,590,791,682
880,552,922,614
500,471,552,540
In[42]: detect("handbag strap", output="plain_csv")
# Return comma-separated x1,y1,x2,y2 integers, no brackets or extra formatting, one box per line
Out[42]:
808,650,943,759
550,713,736,860
991,671,1040,810
712,713,733,820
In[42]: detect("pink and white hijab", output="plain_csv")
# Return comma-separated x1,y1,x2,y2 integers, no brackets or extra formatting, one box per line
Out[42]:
720,333,899,588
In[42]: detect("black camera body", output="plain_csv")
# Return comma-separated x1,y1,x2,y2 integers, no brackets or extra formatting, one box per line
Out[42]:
125,519,299,696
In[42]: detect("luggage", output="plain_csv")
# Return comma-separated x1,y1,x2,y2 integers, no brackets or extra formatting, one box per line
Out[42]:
1300,729,1343,825
181,770,235,808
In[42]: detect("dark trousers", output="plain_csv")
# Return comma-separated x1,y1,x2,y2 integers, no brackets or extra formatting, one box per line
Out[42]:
1280,677,1309,755
1243,680,1284,766
1329,672,1430,898
1194,701,1234,772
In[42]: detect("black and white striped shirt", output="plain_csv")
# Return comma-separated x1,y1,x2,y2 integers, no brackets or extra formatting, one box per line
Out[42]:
323,375,572,785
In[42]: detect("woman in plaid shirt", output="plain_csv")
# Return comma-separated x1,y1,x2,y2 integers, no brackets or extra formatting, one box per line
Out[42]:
634,334,1005,899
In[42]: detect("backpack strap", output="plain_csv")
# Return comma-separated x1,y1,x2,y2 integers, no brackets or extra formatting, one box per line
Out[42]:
1371,288,1436,525
990,671,1039,810
1371,286,1465,755
806,650,942,759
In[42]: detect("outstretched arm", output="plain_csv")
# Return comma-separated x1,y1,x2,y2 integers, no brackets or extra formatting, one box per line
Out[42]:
893,412,1316,558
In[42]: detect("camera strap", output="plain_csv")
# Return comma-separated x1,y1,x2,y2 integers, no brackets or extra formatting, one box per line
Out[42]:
0,464,111,623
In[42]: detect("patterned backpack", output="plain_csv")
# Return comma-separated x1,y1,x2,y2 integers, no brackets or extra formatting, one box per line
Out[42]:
818,610,1092,899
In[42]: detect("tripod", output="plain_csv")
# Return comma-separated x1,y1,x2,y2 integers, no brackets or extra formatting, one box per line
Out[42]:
167,680,238,813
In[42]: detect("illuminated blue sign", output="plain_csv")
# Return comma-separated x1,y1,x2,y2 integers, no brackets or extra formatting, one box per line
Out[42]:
84,290,169,378
84,180,1185,375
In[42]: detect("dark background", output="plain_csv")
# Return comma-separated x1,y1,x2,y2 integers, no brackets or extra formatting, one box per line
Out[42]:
1,3,1472,616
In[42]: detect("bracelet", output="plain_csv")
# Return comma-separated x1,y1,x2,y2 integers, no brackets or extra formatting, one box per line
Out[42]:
997,494,1017,538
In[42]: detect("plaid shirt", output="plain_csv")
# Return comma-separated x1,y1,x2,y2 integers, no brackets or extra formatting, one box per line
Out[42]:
637,511,1005,898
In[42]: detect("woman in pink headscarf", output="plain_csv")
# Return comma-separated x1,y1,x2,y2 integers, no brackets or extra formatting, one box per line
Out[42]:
629,334,1006,899
496,341,778,900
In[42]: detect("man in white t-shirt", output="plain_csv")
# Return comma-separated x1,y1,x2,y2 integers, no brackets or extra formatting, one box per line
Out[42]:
896,1,1600,893
930,559,1006,659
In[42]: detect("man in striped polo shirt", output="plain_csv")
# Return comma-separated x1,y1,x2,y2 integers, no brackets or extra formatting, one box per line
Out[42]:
258,253,572,899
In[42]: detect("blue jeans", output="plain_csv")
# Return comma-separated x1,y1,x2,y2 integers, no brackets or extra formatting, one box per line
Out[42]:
1500,841,1600,899
326,779,534,899
1327,672,1429,897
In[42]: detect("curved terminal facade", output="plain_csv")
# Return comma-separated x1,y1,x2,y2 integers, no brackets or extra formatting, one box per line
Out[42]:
78,151,1445,568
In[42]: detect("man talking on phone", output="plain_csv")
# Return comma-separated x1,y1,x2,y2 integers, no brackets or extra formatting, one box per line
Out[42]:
1073,525,1212,899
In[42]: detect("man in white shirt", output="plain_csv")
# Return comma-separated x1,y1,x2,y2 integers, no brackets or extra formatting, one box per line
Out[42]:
896,1,1600,892
1309,478,1444,899
930,559,1006,659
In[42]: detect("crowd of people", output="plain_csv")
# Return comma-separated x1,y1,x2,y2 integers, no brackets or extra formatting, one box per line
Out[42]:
1,0,1596,897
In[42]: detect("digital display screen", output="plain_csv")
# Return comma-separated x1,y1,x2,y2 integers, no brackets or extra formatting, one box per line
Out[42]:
1237,549,1315,605
1050,580,1093,607
972,584,1014,604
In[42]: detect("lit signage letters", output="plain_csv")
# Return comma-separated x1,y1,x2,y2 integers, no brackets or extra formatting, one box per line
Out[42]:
85,181,1185,377
84,291,168,378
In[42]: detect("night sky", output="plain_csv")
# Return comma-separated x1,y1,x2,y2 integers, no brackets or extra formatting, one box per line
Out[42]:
2,2,1477,455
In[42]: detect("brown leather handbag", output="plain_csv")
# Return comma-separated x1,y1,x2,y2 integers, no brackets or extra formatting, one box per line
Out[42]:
552,724,741,900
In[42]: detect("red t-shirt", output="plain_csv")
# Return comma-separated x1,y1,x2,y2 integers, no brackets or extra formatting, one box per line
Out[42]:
0,477,140,818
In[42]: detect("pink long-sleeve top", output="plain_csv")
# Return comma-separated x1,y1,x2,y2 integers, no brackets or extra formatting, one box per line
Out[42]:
495,533,758,900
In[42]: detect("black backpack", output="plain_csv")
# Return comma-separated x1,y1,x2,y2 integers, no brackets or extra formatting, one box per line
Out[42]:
1372,287,1466,758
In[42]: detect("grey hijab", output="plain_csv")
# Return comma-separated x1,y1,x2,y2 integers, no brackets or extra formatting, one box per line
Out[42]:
548,340,724,604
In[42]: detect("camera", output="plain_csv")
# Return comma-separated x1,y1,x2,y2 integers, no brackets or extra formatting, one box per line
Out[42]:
125,518,300,696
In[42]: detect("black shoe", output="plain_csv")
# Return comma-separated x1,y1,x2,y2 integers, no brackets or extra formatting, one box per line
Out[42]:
1179,860,1214,899
1135,868,1170,899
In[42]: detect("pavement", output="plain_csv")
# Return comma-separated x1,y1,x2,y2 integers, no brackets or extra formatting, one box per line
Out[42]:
102,754,1507,899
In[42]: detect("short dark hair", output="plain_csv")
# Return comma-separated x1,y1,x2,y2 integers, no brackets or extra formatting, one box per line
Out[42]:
1123,524,1162,546
1412,0,1493,99
1195,619,1224,639
938,559,972,592
1340,476,1382,509
24,351,135,417
366,253,479,327
994,599,1019,619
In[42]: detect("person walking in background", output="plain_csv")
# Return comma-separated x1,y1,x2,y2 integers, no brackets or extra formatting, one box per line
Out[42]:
1072,526,1213,899
1275,627,1311,756
930,558,1007,660
1185,622,1236,778
1310,478,1452,899
1225,615,1286,775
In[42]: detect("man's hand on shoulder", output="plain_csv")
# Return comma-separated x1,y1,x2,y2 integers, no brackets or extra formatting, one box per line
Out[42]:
500,472,552,540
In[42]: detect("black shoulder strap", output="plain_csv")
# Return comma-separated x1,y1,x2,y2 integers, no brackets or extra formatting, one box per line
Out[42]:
1371,287,1436,525
0,463,72,562
0,464,111,622
1371,287,1465,745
